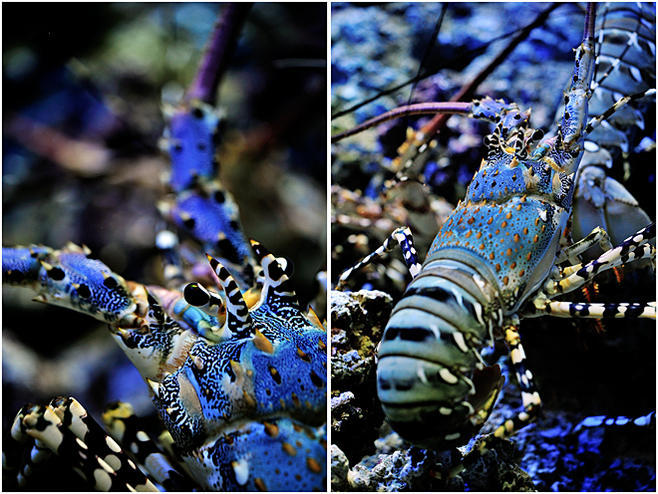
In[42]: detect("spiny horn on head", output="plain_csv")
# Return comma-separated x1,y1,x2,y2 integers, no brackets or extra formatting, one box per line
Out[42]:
249,240,299,307
206,254,254,339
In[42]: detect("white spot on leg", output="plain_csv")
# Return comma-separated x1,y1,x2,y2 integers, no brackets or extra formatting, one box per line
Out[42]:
439,368,459,384
452,332,469,353
103,454,121,472
105,436,122,453
521,391,541,408
93,468,113,490
232,458,250,485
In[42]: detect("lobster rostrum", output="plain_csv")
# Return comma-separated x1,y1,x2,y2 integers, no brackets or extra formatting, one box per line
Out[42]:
3,5,326,491
333,2,655,454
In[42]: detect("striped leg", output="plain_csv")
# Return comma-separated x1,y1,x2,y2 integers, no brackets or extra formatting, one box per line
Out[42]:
543,223,655,296
493,323,542,439
102,402,193,491
4,426,54,488
12,397,159,491
335,226,422,290
584,88,657,136
535,300,655,319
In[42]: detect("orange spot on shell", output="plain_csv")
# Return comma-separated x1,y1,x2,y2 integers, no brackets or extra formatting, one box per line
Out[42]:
513,233,520,243
282,442,298,456
533,235,539,243
506,248,513,257
503,276,509,285
307,458,322,474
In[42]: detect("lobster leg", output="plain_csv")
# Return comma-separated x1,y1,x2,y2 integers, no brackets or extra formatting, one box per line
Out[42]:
335,226,422,290
584,88,657,136
12,397,160,491
102,402,193,491
554,226,613,264
3,432,53,488
533,300,656,320
542,223,655,296
493,322,542,439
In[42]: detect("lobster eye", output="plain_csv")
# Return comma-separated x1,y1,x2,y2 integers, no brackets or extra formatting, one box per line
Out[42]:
184,283,210,306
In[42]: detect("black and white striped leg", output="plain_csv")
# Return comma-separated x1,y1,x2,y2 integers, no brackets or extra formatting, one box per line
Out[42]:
5,424,54,488
335,226,422,290
584,88,657,136
102,401,193,491
544,223,655,296
493,323,542,439
535,300,656,319
12,397,159,491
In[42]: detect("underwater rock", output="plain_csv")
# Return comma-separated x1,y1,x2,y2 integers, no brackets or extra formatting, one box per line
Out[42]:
331,444,350,491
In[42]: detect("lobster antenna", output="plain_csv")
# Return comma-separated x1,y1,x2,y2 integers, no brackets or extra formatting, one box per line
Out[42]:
331,102,472,142
185,3,252,105
403,4,446,127
584,2,596,44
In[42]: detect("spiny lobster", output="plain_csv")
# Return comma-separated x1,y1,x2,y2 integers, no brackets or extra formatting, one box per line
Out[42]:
332,2,655,490
3,4,327,491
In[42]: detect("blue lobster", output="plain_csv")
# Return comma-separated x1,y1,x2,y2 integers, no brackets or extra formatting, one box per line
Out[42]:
333,0,655,463
3,4,326,491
